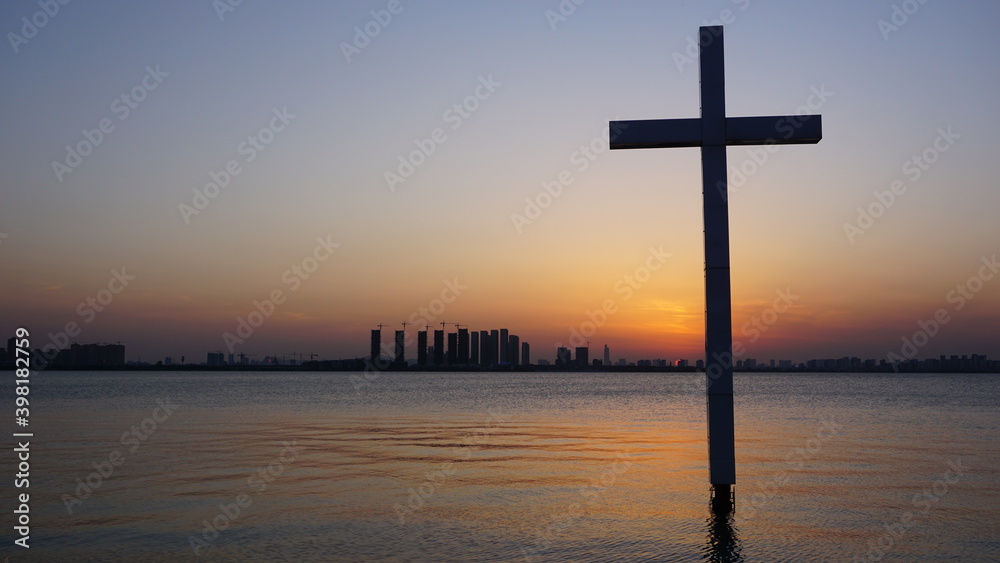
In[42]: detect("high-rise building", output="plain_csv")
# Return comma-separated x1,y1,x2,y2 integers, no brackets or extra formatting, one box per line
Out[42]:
499,329,509,364
433,330,445,365
447,332,458,365
417,330,428,366
370,329,380,362
471,331,480,365
490,330,500,365
207,352,225,366
556,347,571,366
395,330,405,365
575,347,589,367
479,330,490,366
604,345,610,367
53,343,125,367
521,342,530,366
509,335,520,366
458,328,470,364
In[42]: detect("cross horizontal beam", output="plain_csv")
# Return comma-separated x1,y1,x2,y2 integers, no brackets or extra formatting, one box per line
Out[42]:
609,115,822,150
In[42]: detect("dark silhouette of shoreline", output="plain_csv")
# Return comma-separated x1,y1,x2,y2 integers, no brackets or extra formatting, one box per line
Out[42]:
19,362,999,374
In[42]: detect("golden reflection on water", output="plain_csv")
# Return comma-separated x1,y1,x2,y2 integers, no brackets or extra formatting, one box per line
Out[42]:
36,403,731,560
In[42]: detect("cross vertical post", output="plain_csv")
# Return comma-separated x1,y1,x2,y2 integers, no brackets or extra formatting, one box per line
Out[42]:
607,25,822,505
698,27,737,497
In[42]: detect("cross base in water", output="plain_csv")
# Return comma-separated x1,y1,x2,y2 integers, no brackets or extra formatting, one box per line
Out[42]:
711,484,734,515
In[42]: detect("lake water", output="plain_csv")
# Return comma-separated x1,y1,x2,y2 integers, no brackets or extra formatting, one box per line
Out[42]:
2,371,998,561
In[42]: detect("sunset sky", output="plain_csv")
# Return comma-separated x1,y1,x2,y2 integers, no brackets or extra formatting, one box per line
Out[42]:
2,0,998,364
